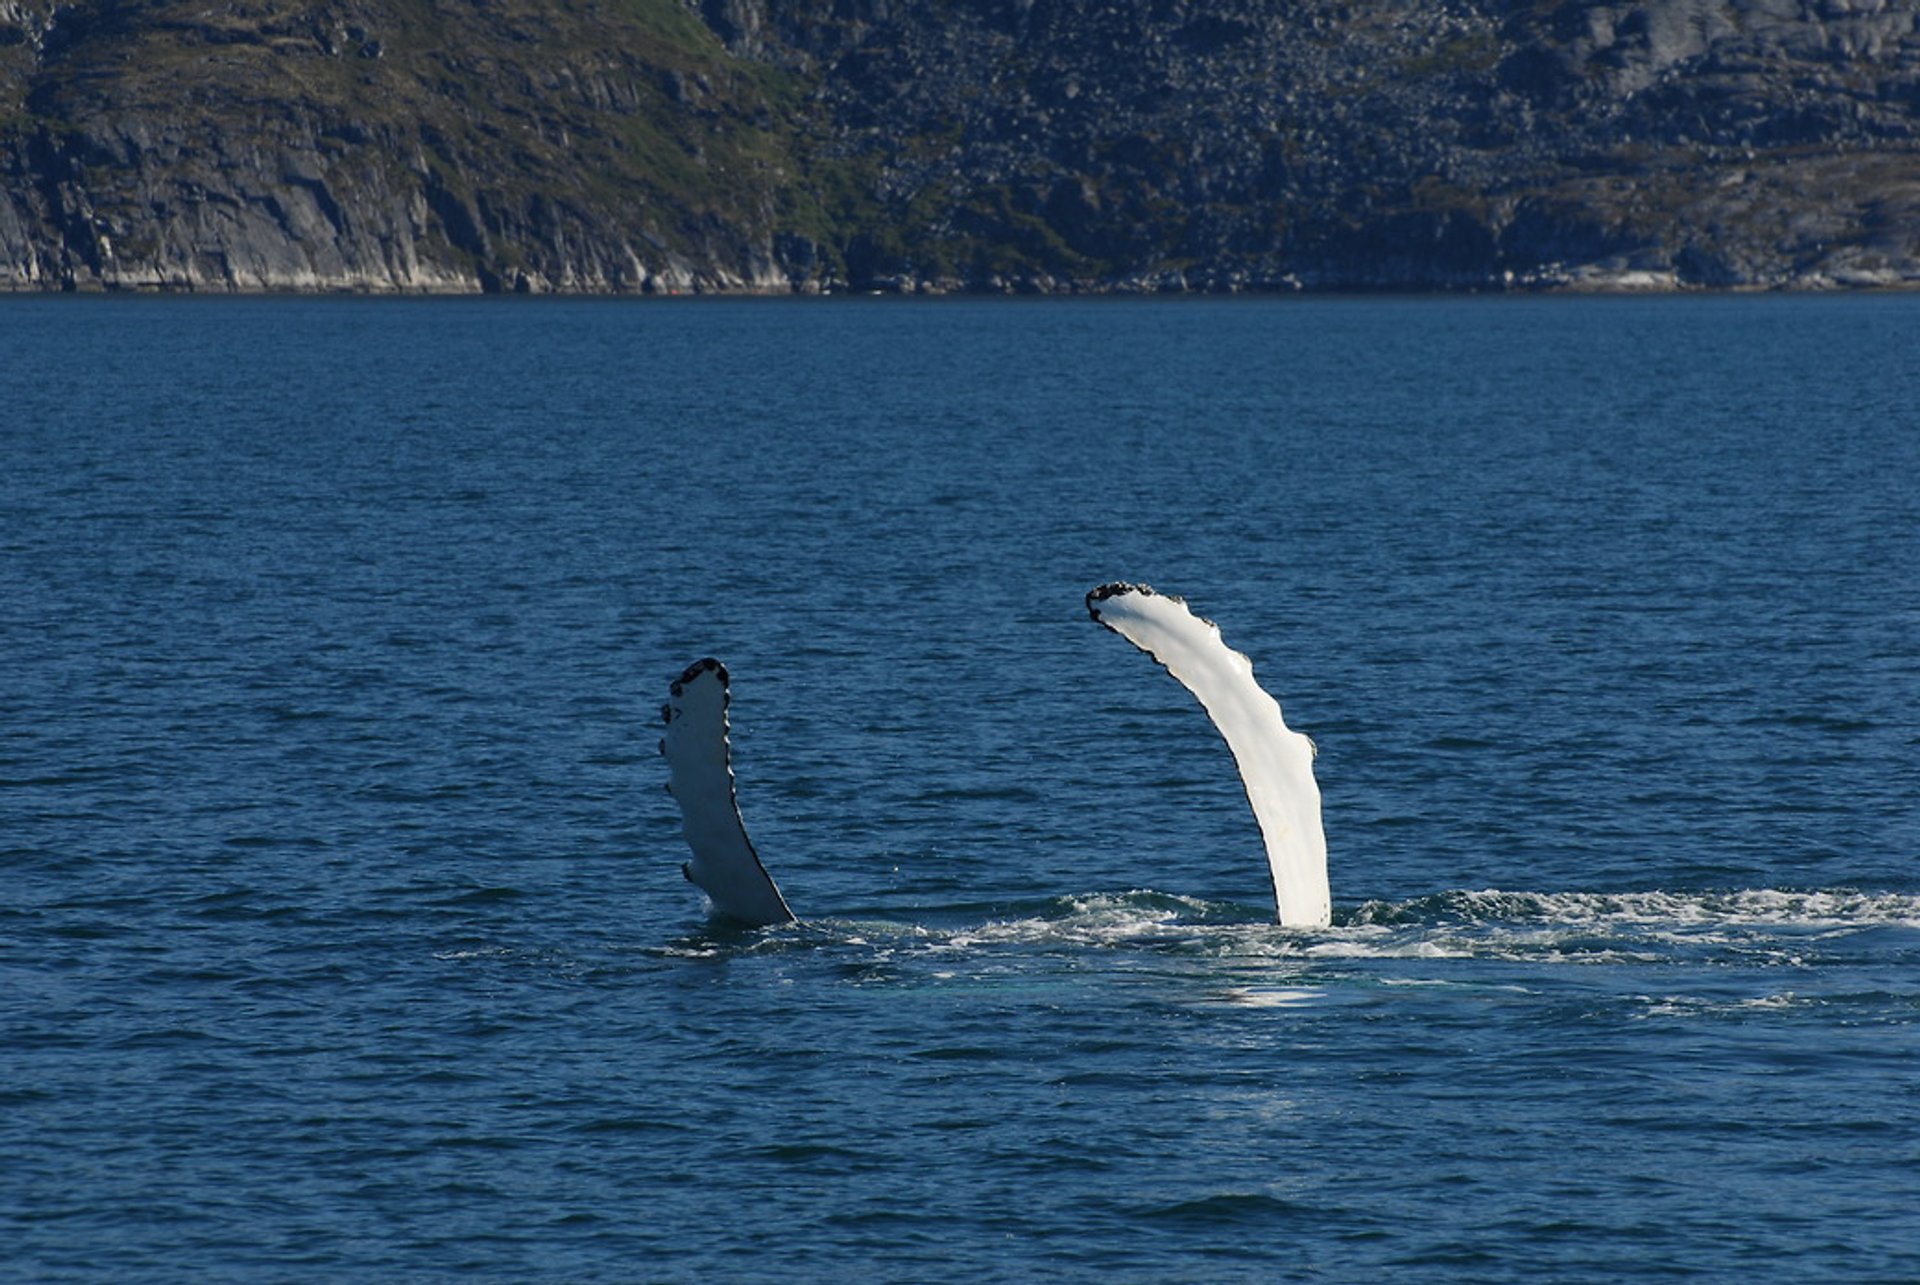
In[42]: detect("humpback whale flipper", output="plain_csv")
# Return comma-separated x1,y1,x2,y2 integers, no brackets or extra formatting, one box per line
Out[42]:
660,658,796,926
1087,583,1331,929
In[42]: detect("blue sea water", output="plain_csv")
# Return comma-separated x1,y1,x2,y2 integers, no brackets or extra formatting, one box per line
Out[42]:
3,294,1918,1281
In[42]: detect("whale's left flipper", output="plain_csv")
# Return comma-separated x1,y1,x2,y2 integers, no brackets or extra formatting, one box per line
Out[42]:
1087,583,1331,929
660,658,796,926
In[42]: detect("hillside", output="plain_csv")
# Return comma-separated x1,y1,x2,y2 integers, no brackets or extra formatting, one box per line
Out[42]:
4,0,1918,291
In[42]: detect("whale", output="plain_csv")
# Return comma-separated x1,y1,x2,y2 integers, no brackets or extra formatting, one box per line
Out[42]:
661,584,1329,929
659,657,795,926
1085,583,1330,929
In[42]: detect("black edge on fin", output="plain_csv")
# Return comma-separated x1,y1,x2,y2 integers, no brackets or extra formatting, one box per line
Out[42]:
1087,581,1226,635
1086,581,1155,623
1089,581,1188,625
672,657,728,696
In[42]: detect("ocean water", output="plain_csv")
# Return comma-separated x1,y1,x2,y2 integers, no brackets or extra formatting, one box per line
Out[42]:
3,294,1917,1281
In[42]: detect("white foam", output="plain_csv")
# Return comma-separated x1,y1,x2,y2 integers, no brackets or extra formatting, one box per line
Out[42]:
1637,991,1818,1019
642,883,1918,981
1216,987,1327,1008
1352,888,1920,932
944,891,1207,949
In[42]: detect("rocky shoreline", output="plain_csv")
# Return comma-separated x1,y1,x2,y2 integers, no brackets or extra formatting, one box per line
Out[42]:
5,0,1919,295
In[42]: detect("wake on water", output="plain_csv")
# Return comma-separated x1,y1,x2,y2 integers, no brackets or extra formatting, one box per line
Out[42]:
654,887,1920,977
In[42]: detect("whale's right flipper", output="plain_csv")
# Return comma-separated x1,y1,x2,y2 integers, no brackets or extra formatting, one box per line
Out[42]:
661,658,796,927
1087,583,1331,929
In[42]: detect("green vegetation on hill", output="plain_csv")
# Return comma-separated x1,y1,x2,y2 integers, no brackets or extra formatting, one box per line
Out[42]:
4,0,1918,291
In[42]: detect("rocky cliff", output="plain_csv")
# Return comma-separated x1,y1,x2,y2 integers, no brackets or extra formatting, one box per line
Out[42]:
4,0,1918,292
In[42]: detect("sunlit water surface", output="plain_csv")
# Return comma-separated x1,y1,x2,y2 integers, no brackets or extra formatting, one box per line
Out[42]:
4,296,1917,1280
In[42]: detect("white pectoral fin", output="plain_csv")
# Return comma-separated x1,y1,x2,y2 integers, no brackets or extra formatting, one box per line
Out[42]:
1087,583,1331,929
661,658,795,926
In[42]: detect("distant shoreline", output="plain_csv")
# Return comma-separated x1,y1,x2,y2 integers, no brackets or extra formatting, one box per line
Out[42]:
7,273,1920,298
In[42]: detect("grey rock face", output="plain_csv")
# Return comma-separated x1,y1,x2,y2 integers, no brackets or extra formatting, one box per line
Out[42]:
723,0,1920,290
2,0,1917,292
